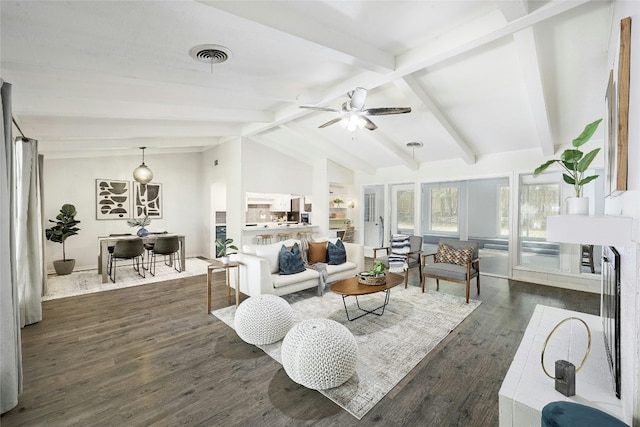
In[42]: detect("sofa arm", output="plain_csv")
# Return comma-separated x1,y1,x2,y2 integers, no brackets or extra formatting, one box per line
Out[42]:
344,242,364,273
229,253,275,296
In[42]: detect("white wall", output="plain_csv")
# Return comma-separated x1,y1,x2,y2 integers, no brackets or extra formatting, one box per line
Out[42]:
43,151,204,272
241,139,313,195
606,3,640,423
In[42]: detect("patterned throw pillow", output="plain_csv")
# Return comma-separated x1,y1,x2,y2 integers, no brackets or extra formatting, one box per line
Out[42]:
279,243,306,275
434,243,474,266
327,239,346,265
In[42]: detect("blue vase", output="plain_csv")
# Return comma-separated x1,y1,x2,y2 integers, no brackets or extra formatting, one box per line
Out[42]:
137,227,149,237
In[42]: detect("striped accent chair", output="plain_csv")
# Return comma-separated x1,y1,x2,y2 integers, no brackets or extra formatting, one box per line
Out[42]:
373,235,423,288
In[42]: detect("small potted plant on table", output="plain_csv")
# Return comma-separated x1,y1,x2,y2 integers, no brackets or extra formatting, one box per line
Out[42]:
215,238,238,264
45,203,81,275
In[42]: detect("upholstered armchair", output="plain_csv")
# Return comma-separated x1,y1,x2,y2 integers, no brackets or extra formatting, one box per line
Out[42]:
421,238,480,303
373,235,423,287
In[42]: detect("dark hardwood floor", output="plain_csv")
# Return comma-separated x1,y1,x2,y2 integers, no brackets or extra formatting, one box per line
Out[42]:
2,263,599,426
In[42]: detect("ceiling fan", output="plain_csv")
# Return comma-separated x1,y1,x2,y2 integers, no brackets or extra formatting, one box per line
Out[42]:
299,87,411,131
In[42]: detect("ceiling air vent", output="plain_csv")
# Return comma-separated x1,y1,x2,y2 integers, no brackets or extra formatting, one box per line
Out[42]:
189,44,232,64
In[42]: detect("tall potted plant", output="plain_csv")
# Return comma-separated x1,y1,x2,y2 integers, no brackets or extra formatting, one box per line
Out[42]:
45,203,81,275
534,118,602,215
215,238,238,264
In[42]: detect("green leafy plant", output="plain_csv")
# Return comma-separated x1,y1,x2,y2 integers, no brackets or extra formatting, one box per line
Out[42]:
369,260,386,276
45,203,81,261
215,238,238,257
533,119,603,197
333,198,344,206
127,215,151,228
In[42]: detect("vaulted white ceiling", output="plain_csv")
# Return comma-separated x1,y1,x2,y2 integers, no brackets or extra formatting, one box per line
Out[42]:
1,0,612,171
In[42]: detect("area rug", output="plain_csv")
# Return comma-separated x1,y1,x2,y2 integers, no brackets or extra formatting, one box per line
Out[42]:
43,257,210,300
212,285,481,419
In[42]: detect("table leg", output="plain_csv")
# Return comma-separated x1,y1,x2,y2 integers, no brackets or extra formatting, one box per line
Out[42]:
226,267,231,304
341,289,391,321
179,237,186,272
100,241,109,283
235,265,240,307
207,267,212,313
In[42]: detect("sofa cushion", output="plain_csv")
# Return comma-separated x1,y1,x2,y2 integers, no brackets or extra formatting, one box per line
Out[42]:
308,241,328,264
279,243,306,275
272,268,319,288
255,243,282,274
326,261,356,276
328,239,347,265
424,263,473,281
434,242,474,266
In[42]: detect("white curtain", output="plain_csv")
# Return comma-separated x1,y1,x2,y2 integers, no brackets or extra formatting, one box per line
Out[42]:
0,80,22,414
15,137,44,326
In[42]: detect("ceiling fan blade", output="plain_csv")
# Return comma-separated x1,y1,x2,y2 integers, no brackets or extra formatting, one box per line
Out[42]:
348,87,368,110
318,117,344,128
299,106,341,113
363,107,412,116
362,116,378,131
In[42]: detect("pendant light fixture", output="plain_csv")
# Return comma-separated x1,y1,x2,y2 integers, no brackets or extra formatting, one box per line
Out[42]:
133,147,153,184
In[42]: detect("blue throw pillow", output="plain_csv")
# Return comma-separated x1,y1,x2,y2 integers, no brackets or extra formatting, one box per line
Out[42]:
279,243,306,275
327,239,347,265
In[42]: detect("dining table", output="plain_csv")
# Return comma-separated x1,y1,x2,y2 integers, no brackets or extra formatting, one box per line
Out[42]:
97,233,185,283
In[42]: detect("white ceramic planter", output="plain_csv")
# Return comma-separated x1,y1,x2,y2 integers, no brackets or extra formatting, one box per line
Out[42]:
565,197,589,215
221,256,229,265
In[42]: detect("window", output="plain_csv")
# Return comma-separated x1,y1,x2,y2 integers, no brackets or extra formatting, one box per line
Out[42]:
519,183,560,238
396,189,414,233
430,187,458,232
499,185,509,236
364,192,375,222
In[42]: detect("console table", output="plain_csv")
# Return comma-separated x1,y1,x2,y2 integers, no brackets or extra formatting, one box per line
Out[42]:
499,305,625,426
97,234,185,283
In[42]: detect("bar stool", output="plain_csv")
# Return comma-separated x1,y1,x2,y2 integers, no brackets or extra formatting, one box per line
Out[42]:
277,232,293,241
256,234,274,244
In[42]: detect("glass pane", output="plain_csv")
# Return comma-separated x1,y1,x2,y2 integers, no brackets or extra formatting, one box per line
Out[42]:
430,187,458,232
364,193,374,222
363,185,384,248
396,190,414,234
519,182,560,268
500,186,509,236
468,178,509,277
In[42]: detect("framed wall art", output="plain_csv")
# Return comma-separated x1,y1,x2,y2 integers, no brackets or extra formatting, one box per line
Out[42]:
96,179,131,219
133,181,162,219
606,17,631,197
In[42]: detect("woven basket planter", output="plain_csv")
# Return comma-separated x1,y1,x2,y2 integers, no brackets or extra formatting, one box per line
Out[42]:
357,272,386,286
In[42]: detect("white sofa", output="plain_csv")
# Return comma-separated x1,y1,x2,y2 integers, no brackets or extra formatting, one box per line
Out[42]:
229,238,364,297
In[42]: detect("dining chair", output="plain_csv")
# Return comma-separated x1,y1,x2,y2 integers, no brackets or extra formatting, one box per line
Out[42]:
149,236,181,276
142,231,168,270
106,233,132,272
109,238,145,283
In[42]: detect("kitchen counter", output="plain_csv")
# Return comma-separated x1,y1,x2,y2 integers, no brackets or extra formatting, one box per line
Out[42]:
243,223,316,231
242,224,318,244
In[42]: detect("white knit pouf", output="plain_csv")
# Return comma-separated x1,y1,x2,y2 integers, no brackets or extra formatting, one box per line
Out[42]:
281,318,358,390
234,294,294,345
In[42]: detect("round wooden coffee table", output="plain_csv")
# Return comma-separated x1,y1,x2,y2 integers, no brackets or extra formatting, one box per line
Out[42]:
331,273,403,321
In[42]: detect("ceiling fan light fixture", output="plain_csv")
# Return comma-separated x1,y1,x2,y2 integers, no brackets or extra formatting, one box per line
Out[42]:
340,114,366,131
133,147,153,184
